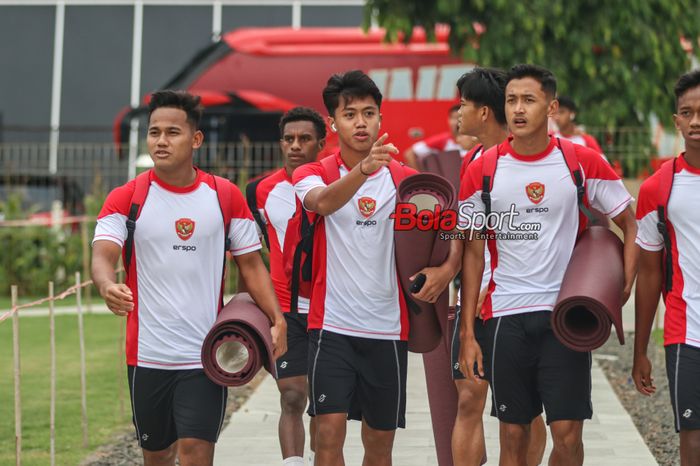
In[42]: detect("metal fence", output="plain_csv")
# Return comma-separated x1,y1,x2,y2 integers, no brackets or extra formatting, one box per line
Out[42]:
0,127,683,215
0,142,283,215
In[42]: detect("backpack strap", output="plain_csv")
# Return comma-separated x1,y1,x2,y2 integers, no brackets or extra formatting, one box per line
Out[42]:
656,157,677,293
469,144,484,163
124,170,153,271
557,137,599,225
213,175,234,309
320,154,341,184
387,159,408,188
480,145,500,229
245,176,271,250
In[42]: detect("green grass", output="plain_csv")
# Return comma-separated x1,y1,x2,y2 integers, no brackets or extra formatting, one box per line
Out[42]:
652,327,665,347
0,314,132,465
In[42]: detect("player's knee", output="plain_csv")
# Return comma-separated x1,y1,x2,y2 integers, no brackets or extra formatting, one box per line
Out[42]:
550,425,583,455
363,430,394,457
143,444,176,466
500,423,529,449
456,386,485,419
177,438,213,464
280,387,307,415
315,421,344,449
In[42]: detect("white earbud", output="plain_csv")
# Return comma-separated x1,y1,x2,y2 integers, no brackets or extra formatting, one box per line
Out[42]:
331,123,337,132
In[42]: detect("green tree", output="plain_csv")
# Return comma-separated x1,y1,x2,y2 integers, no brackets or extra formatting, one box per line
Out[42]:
364,0,700,127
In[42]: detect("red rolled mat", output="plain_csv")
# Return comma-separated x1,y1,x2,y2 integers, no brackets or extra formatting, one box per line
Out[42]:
552,226,625,352
421,150,463,193
423,339,457,466
394,173,457,353
201,293,277,386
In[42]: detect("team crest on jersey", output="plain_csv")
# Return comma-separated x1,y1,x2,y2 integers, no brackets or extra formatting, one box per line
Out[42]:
175,218,195,241
525,182,545,204
358,197,376,218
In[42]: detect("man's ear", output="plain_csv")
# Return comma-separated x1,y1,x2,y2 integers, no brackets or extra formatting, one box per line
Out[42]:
192,130,204,149
547,98,559,119
327,116,336,133
570,112,576,121
673,113,681,132
319,138,326,150
481,105,489,122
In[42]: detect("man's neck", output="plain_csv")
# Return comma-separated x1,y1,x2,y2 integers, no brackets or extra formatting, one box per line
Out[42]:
338,144,367,169
510,131,551,156
154,166,197,187
684,144,700,169
478,123,508,150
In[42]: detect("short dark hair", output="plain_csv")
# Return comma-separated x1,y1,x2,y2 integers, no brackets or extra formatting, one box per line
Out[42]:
448,103,461,114
675,70,700,107
148,90,203,129
456,67,507,125
279,106,327,139
557,95,578,112
322,70,382,116
506,64,557,99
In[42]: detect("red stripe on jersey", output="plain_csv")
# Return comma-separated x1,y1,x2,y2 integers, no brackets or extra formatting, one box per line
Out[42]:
307,219,328,330
481,238,499,320
664,220,688,345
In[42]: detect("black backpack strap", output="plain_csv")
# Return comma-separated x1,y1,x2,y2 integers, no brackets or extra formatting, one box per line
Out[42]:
656,157,677,293
480,145,499,232
557,137,599,225
124,171,152,271
246,177,270,250
290,209,314,313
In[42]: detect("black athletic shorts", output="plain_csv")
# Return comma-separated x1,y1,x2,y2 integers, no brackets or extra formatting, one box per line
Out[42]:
482,311,592,425
451,305,489,380
307,329,408,431
127,366,227,451
275,312,309,379
666,343,700,432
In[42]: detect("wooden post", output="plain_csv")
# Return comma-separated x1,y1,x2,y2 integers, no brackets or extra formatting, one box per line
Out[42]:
49,282,56,466
118,321,125,419
80,220,93,313
11,285,22,466
75,272,89,447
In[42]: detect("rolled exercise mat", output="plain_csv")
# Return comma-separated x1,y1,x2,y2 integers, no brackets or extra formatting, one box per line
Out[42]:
423,337,457,466
421,150,463,194
394,173,457,353
552,226,625,352
201,292,278,386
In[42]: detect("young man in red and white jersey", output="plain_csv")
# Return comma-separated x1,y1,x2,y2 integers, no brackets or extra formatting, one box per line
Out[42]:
458,65,637,466
552,95,603,153
91,90,287,466
404,104,477,169
249,107,326,466
430,67,546,466
633,69,700,466
293,70,416,466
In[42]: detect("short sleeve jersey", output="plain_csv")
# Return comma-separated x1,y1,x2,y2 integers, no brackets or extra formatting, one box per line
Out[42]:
459,137,632,320
412,131,467,159
254,168,309,313
293,152,416,340
93,169,261,369
636,155,700,347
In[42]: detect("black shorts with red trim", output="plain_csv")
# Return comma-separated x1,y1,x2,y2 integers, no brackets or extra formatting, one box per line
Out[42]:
275,312,309,379
666,343,700,432
307,329,407,431
451,305,489,380
482,311,592,425
127,366,227,451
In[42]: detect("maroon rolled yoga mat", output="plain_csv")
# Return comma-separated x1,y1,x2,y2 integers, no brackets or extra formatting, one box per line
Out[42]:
552,226,625,352
423,339,457,466
201,293,277,386
420,150,463,193
394,173,457,353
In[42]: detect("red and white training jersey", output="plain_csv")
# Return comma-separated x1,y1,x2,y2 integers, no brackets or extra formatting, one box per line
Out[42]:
457,145,491,307
293,153,415,340
93,169,261,369
636,155,700,348
254,168,309,313
459,137,632,320
412,131,467,159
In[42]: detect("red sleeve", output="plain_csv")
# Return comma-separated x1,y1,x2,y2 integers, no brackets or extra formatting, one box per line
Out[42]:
97,180,136,219
459,153,484,201
422,132,451,151
229,182,254,220
576,144,619,181
292,161,324,185
635,173,661,220
582,134,603,153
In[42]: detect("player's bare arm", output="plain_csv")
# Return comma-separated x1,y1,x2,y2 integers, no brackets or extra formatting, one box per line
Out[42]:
610,206,638,304
632,247,662,396
459,233,486,382
235,250,288,359
303,133,398,216
91,240,133,316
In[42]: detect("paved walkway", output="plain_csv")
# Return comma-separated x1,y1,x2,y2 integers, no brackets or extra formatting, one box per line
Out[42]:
215,350,657,465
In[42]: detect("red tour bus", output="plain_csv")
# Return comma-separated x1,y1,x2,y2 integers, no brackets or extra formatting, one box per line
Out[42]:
115,26,474,162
